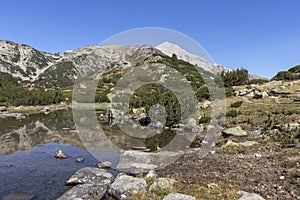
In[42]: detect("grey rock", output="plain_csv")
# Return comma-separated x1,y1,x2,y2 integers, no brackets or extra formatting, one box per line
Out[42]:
239,141,258,147
57,184,107,200
221,140,257,149
65,167,113,186
55,150,67,159
283,123,299,131
109,174,147,200
0,106,7,112
253,91,268,99
76,157,85,163
130,163,158,174
200,100,211,109
145,169,157,178
98,161,112,168
117,150,182,174
220,140,239,149
238,191,265,200
222,126,248,137
163,193,196,200
238,89,250,96
149,178,176,192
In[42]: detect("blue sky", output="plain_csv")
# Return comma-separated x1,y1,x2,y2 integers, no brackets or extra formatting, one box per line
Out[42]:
1,0,300,78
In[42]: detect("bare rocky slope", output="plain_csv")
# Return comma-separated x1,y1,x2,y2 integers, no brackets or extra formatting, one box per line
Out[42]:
0,40,268,89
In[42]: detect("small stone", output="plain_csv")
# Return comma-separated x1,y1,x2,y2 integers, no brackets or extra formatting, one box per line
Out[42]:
55,150,67,159
238,191,265,200
222,126,248,137
163,193,196,200
145,169,157,178
149,178,176,192
279,176,285,180
98,161,112,168
254,153,262,158
76,158,85,163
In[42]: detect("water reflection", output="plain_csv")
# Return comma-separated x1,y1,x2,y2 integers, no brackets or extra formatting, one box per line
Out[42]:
0,110,81,155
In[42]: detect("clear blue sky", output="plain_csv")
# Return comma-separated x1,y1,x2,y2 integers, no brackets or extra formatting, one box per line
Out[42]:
1,0,300,78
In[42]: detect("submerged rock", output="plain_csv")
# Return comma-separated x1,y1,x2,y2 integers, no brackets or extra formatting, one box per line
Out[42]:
163,193,196,200
109,174,147,200
57,184,107,200
65,167,113,186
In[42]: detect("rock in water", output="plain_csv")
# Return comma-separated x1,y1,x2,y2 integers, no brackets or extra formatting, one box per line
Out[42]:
57,184,107,200
222,126,248,137
65,167,113,186
163,193,196,200
55,150,67,159
76,157,85,163
98,161,112,168
109,174,147,200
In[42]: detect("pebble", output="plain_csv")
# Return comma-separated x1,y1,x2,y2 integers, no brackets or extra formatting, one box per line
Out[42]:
279,176,285,180
55,150,68,159
76,158,85,163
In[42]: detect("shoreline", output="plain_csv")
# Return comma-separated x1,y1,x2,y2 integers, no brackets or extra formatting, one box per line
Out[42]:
0,103,71,119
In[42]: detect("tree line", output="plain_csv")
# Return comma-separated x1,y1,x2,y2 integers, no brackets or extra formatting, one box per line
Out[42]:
0,79,63,106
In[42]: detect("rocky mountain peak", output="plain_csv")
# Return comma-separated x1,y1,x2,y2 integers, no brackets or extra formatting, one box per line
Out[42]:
156,41,231,74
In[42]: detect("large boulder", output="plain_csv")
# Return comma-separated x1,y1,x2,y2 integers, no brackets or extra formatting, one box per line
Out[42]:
109,174,147,200
253,91,268,99
117,150,182,174
57,184,107,200
222,126,248,137
0,106,7,112
65,167,114,186
163,193,196,200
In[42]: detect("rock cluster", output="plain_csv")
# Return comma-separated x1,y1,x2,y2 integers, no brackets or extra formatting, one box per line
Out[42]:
57,167,196,200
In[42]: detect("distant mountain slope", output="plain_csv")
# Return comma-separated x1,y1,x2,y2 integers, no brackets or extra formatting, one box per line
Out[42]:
0,40,60,82
156,42,231,74
0,40,267,89
272,65,300,81
248,73,269,81
0,40,163,88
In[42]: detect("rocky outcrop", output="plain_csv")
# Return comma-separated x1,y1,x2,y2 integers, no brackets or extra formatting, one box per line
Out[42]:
58,166,197,200
156,42,230,74
57,184,107,200
65,167,114,186
117,150,182,174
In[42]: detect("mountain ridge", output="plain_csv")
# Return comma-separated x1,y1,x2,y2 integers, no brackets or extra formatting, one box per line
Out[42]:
0,40,267,89
156,41,231,74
